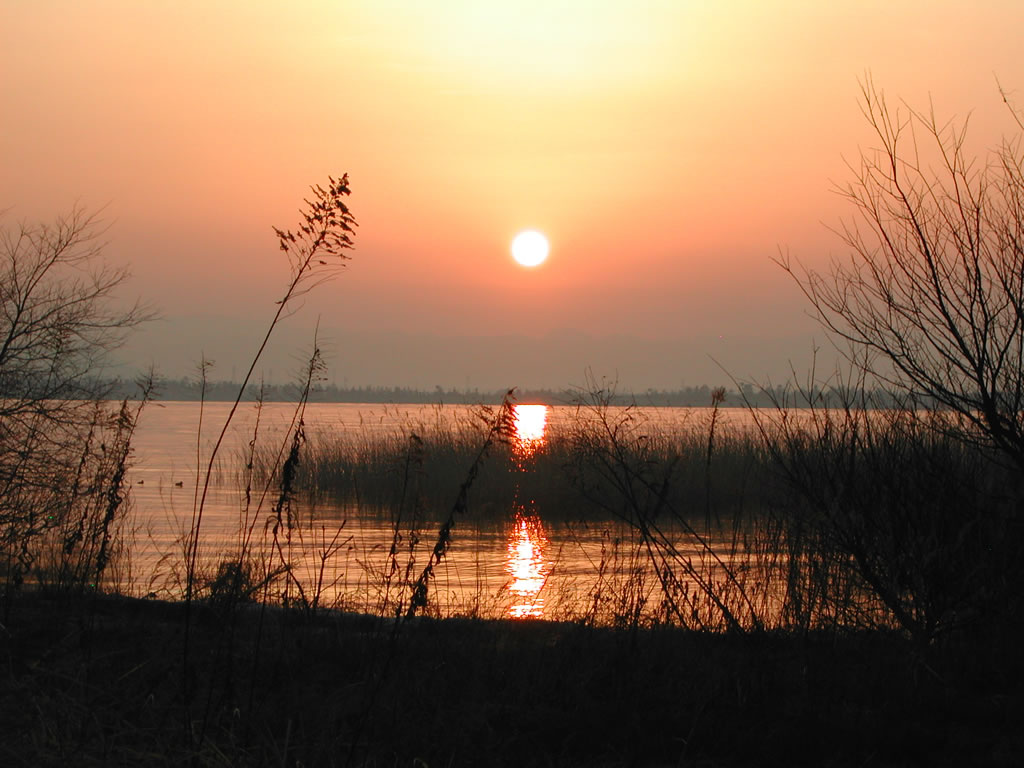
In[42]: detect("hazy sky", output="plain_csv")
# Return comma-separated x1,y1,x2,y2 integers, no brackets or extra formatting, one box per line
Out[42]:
4,1,1023,391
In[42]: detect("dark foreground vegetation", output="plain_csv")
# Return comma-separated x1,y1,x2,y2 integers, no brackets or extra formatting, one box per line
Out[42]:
6,84,1024,765
2,589,1021,768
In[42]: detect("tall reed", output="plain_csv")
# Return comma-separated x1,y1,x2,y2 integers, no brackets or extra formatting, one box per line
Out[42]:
174,176,356,754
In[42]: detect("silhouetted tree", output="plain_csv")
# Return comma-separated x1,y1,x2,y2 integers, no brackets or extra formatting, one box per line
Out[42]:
0,207,149,407
783,78,1024,469
0,207,151,592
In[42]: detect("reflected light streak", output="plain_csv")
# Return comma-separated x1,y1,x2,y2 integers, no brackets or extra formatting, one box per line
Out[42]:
506,510,550,619
512,404,548,460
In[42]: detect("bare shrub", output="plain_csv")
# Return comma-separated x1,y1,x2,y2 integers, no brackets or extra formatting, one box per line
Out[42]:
782,78,1024,470
0,209,150,602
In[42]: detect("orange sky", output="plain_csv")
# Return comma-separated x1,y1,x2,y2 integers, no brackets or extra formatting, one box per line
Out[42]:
3,1,1024,389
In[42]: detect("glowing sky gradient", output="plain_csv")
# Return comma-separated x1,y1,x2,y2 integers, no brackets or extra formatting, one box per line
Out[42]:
3,1,1023,389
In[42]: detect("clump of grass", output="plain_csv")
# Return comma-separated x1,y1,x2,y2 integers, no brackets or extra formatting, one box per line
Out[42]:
1,385,153,607
752,390,1023,644
556,379,1024,643
406,393,516,617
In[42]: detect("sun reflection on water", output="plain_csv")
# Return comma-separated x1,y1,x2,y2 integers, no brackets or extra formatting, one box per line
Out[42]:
506,509,550,618
512,404,548,460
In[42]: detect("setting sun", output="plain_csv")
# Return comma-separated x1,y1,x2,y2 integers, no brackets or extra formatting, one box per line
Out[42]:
511,230,549,267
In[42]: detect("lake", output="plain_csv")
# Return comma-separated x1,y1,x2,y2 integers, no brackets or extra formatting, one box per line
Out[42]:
127,400,756,621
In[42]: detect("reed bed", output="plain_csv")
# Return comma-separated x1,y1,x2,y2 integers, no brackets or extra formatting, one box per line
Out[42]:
233,391,1021,645
249,403,774,524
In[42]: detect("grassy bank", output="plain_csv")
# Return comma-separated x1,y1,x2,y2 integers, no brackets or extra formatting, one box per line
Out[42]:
2,589,1021,767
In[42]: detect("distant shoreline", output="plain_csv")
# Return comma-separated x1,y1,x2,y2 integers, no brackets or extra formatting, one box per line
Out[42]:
105,377,794,407
101,376,909,408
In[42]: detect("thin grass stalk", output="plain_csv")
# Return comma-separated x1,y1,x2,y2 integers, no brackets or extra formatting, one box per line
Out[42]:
180,177,355,750
406,393,515,619
183,178,354,611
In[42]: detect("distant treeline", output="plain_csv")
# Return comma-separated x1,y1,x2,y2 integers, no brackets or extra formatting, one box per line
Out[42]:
101,376,906,408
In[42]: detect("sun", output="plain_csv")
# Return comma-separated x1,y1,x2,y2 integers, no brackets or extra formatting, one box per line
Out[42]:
511,230,549,267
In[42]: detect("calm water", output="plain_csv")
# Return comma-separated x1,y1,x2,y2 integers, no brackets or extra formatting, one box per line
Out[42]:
128,401,752,620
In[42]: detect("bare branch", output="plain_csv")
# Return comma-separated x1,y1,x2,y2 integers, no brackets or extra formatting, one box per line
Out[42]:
790,80,1024,468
